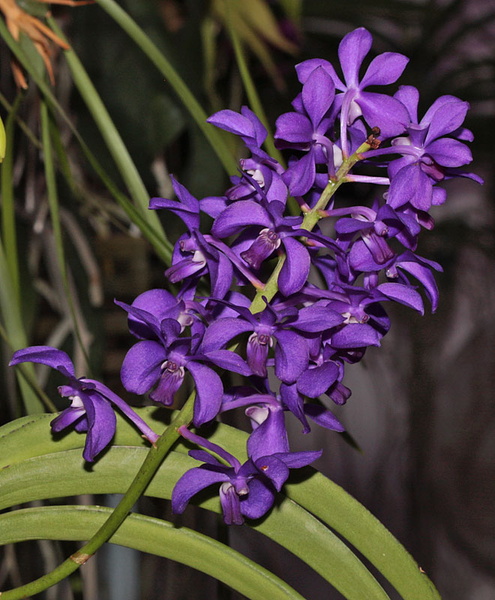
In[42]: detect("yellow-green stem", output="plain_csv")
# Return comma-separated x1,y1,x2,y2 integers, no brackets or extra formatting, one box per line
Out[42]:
251,141,371,310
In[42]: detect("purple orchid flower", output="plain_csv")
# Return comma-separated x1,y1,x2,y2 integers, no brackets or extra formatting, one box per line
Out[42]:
117,299,230,426
296,27,409,155
364,86,482,211
9,346,159,462
201,299,342,384
172,426,321,525
205,107,287,205
149,181,234,299
349,243,442,311
211,199,315,296
223,385,344,441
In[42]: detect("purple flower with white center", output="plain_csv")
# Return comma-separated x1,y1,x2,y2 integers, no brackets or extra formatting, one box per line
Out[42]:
223,385,344,441
165,230,234,300
296,27,409,155
149,179,234,298
274,66,339,196
9,346,159,462
202,299,342,383
205,107,287,205
171,426,322,525
117,302,228,426
226,158,288,204
211,199,314,296
333,202,402,263
201,303,304,382
348,243,442,311
366,86,481,211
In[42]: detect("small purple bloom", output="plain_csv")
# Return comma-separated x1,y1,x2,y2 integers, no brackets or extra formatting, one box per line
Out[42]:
365,86,482,211
275,66,339,195
150,179,234,298
201,299,339,384
223,385,344,440
211,199,313,296
348,243,442,311
172,426,321,525
117,301,228,426
9,346,159,462
296,28,409,154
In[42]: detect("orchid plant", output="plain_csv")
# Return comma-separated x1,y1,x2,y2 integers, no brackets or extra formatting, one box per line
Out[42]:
0,14,482,600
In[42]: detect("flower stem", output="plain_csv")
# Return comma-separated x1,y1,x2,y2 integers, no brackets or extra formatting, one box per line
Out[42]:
302,141,371,231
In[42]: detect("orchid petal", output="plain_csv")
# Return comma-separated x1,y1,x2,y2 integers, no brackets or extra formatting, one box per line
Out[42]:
9,346,75,378
297,362,340,397
274,329,308,383
79,390,117,462
338,27,372,87
120,340,166,395
279,237,310,296
361,52,408,87
211,201,271,238
171,467,230,514
187,361,223,425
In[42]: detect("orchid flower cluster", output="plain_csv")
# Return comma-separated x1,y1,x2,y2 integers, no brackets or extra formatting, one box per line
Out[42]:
10,27,481,526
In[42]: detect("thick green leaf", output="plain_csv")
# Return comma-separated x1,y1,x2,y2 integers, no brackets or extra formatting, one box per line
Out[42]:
0,446,390,600
178,419,442,600
0,506,305,600
0,411,440,599
183,418,442,600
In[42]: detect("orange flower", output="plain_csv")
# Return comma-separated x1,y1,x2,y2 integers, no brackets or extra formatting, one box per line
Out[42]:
0,0,93,88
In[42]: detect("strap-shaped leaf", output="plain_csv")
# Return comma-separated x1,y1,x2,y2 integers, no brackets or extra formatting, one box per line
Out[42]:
0,506,305,600
0,446,391,600
0,411,440,599
185,416,442,600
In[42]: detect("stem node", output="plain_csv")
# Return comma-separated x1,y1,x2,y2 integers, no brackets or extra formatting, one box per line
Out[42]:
70,552,93,565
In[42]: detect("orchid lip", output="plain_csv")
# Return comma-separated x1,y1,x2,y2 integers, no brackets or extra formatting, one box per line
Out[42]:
241,228,281,270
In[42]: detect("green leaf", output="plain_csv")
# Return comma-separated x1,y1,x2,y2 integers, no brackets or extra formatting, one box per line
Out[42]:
0,251,46,415
180,419,442,600
0,506,305,600
284,474,442,600
48,19,167,239
0,447,390,600
0,412,441,599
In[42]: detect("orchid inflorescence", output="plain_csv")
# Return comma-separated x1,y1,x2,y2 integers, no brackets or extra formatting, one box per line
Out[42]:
10,27,481,526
